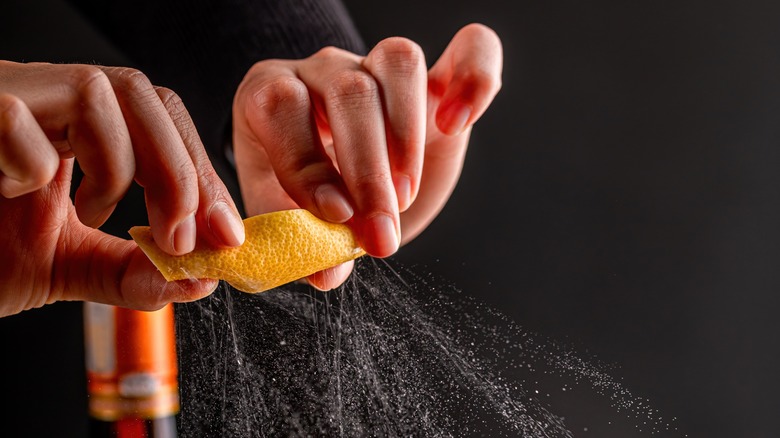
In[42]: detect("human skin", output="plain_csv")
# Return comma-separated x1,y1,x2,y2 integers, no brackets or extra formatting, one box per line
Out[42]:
233,23,503,290
0,63,244,317
0,23,502,316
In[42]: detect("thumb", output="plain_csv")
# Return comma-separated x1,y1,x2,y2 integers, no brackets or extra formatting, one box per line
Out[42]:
428,23,503,136
58,219,218,309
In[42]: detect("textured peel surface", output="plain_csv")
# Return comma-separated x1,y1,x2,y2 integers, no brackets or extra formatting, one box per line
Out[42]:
128,209,365,293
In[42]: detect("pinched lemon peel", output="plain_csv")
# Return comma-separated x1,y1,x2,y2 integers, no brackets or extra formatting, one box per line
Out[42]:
128,209,366,293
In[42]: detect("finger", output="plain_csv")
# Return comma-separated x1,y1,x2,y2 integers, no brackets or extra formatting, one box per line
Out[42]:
53,220,217,310
234,62,353,223
0,93,59,197
233,131,299,217
399,132,469,244
299,48,400,257
63,66,135,228
428,23,503,135
155,87,245,248
1,63,136,226
100,67,200,256
306,260,355,291
362,37,428,212
398,24,503,243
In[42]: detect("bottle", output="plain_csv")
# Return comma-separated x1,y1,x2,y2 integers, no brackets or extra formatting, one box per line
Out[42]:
84,302,180,438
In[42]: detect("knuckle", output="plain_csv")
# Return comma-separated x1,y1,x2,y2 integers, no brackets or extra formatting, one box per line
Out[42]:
247,59,284,76
313,45,348,60
352,170,389,191
155,87,198,138
252,77,308,118
154,166,198,215
240,60,288,94
198,166,224,191
67,65,112,98
325,70,379,105
154,86,180,108
172,159,198,188
371,37,425,73
156,87,188,121
143,155,196,197
0,93,24,133
110,67,156,97
391,123,424,152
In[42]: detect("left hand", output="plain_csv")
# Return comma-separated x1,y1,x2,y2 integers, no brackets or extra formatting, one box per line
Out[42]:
0,63,244,316
232,23,503,290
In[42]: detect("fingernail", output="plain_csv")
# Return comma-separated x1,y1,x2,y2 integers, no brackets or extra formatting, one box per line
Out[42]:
366,214,399,256
315,184,354,223
173,214,196,254
394,175,412,212
439,101,472,135
208,201,246,247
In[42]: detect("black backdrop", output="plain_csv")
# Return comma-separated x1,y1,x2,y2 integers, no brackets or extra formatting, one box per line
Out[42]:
2,0,779,436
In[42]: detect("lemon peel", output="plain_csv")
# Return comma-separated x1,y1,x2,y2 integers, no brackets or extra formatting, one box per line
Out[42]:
128,209,365,293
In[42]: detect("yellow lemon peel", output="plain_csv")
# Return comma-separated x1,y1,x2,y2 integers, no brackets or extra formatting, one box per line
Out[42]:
128,209,365,293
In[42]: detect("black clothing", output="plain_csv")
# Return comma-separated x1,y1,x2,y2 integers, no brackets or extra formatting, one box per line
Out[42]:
65,0,366,211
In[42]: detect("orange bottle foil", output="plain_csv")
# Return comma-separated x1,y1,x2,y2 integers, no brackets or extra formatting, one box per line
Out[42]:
83,302,180,423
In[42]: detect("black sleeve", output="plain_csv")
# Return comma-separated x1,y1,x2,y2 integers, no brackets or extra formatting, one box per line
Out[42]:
64,0,367,212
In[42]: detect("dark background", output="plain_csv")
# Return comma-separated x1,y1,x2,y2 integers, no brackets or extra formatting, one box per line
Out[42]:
2,0,779,436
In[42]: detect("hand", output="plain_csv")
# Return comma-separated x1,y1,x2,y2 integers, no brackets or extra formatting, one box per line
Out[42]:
0,61,245,317
232,23,503,290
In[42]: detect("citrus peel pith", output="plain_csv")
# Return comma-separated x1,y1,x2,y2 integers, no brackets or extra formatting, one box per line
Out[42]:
128,209,365,293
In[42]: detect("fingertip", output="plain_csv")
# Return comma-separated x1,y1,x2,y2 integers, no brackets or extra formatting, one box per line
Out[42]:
207,279,221,294
459,22,502,44
163,278,219,303
122,248,218,307
0,176,41,198
72,167,132,228
314,184,354,223
436,100,473,136
172,214,196,254
394,174,414,213
306,261,355,291
359,214,399,258
74,193,117,228
207,201,246,247
0,94,60,197
80,229,213,310
4,146,60,199
119,248,174,309
430,23,503,135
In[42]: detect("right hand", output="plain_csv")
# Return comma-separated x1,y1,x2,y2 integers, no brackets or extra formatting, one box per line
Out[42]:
231,23,503,291
0,61,245,317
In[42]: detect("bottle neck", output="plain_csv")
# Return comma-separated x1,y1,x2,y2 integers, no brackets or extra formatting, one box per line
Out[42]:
84,303,180,438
